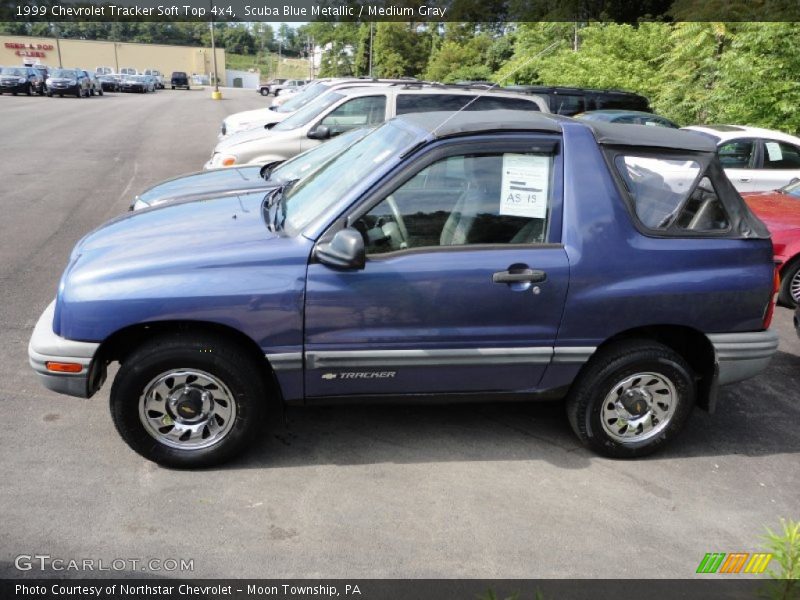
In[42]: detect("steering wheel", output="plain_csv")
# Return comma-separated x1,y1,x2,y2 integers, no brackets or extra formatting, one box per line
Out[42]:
385,195,409,248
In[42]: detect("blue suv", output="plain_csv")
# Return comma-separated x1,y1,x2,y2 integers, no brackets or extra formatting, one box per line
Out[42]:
29,111,779,467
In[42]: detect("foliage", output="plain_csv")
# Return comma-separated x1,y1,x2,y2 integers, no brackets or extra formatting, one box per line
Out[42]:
373,23,431,79
761,518,800,600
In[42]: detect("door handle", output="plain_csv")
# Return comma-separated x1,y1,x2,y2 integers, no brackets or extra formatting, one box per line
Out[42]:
738,177,751,182
492,268,547,284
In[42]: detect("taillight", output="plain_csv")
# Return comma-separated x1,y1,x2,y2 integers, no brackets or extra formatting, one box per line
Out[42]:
763,267,781,329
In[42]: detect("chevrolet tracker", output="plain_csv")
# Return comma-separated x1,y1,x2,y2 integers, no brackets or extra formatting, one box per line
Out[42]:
28,110,779,467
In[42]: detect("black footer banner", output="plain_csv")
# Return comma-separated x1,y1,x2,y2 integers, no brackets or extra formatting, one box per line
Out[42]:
1,579,789,600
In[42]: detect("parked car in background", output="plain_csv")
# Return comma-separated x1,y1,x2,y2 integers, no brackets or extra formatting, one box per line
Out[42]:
683,125,800,192
257,78,286,96
220,78,420,139
119,67,137,76
45,68,90,98
0,66,41,95
98,74,119,92
144,69,164,89
120,75,150,93
741,179,800,306
31,65,49,92
132,126,372,210
143,74,158,92
575,109,678,128
171,71,190,90
29,110,778,467
82,70,104,96
207,85,549,169
272,79,307,96
504,85,651,116
95,66,114,76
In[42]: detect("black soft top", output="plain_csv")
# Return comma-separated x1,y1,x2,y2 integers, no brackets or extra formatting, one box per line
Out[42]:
397,110,716,152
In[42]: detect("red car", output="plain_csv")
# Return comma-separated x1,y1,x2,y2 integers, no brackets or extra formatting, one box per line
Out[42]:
742,179,800,306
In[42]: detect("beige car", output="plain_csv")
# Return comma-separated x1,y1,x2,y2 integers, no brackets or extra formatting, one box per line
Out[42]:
206,85,549,170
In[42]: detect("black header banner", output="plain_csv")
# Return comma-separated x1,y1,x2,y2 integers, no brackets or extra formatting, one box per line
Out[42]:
2,0,800,22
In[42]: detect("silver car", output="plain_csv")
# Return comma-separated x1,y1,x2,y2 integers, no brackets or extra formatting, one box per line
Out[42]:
206,85,549,169
219,78,420,140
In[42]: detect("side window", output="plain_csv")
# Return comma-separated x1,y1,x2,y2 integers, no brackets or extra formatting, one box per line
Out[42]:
396,94,467,114
717,139,756,169
356,152,554,255
615,155,730,232
469,96,540,112
321,96,387,135
552,94,585,115
762,140,800,170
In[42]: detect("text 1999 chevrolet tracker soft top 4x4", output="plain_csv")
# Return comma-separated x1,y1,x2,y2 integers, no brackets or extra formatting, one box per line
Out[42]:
29,110,779,467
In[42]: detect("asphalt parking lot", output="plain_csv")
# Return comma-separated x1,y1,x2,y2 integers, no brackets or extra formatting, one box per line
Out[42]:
0,88,798,579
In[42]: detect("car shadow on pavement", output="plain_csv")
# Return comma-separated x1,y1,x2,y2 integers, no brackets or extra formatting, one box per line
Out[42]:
223,350,800,471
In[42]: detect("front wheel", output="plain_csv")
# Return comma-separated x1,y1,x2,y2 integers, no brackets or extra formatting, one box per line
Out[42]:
260,88,268,96
566,340,695,458
110,334,267,468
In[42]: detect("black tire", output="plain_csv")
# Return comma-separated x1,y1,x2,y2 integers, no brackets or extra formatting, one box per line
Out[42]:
46,91,52,97
260,88,268,96
778,258,800,308
75,88,82,98
26,84,32,96
98,88,103,96
110,333,267,468
566,339,695,458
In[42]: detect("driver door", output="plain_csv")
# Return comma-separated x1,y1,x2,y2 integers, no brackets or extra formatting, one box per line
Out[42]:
303,138,570,399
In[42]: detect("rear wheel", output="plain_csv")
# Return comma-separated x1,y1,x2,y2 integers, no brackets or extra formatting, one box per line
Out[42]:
110,334,267,468
566,340,695,458
260,88,268,96
778,258,800,308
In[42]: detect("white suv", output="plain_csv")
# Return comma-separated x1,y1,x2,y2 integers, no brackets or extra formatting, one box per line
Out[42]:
143,69,164,89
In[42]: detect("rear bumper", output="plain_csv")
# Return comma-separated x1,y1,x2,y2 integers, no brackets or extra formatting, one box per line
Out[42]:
707,330,779,386
28,301,100,399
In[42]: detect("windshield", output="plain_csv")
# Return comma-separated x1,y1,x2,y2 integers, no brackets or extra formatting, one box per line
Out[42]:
50,69,75,78
271,126,373,183
273,91,344,132
1,68,25,76
281,121,420,233
276,81,330,113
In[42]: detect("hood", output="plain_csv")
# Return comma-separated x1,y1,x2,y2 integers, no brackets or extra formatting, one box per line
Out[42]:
227,108,285,128
55,191,313,342
742,190,800,231
135,166,272,207
215,127,271,151
75,192,275,261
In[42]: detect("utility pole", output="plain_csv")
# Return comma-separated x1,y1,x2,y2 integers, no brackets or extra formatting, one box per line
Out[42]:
52,23,63,68
368,22,374,77
209,0,221,99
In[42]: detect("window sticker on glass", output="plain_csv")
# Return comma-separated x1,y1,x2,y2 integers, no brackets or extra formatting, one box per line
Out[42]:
765,142,783,162
499,154,550,219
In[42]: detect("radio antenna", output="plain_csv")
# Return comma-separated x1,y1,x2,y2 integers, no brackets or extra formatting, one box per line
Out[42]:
430,39,564,136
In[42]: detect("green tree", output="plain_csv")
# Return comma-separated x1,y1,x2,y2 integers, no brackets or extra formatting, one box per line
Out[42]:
373,22,430,78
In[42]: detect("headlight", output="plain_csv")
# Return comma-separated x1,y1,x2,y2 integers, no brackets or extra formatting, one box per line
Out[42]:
46,78,52,85
18,77,26,83
70,79,77,85
132,198,149,211
212,153,237,167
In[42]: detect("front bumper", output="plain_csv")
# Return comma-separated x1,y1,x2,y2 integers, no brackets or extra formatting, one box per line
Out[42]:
28,301,100,398
48,83,79,94
708,330,779,386
0,82,27,93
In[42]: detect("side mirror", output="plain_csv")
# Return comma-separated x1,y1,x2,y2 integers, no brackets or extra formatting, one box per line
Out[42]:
315,228,365,270
307,124,331,140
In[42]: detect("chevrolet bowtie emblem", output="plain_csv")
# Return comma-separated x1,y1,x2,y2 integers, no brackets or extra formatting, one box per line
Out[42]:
321,373,337,380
